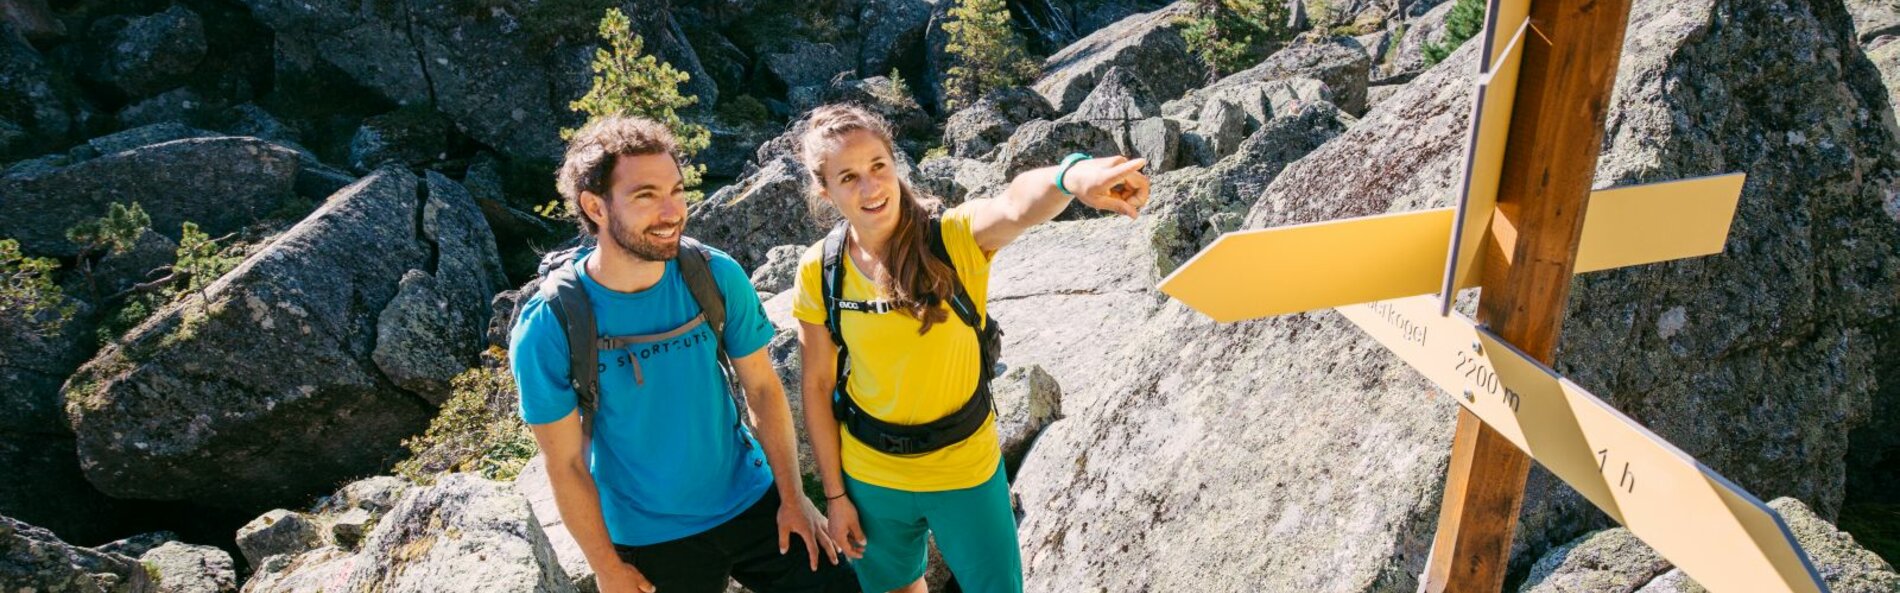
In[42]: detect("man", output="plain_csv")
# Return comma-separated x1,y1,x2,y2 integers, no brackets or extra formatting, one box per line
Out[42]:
511,115,856,593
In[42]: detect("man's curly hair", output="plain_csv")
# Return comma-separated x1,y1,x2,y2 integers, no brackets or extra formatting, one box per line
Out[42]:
555,116,680,235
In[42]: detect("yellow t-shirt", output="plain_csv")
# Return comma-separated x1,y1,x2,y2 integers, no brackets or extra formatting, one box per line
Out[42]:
792,205,999,492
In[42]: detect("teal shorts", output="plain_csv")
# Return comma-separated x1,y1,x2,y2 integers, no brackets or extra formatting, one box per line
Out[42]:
843,462,1023,593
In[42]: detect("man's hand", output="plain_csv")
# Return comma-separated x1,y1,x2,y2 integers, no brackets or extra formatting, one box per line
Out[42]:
826,496,868,560
1064,156,1152,219
779,494,841,569
595,560,656,593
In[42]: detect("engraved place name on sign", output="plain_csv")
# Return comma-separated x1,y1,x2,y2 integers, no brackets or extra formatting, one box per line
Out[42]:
1336,295,1827,593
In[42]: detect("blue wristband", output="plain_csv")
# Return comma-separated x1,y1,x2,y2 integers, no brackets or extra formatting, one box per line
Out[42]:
1055,152,1091,196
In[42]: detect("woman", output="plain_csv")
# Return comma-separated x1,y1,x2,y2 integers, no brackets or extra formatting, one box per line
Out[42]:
790,104,1150,593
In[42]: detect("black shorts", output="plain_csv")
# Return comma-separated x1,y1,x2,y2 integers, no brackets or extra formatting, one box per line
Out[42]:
614,488,859,593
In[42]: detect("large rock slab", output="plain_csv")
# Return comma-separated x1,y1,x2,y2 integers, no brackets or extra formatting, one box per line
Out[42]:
343,473,574,593
141,541,238,593
517,457,597,593
63,167,505,510
0,19,96,159
1032,4,1202,114
1520,497,1899,593
0,513,155,593
239,0,708,160
0,137,302,257
688,155,819,273
1005,1,1900,590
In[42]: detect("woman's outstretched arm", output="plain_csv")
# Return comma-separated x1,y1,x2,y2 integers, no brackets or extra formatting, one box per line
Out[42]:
966,156,1152,252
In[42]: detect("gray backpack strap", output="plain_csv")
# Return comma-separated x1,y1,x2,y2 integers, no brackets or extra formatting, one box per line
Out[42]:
537,254,600,439
674,237,749,429
675,237,726,343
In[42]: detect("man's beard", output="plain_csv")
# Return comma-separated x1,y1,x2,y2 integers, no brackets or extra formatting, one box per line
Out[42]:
604,214,682,261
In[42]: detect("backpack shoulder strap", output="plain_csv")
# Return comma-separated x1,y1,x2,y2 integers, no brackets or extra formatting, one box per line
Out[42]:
675,237,726,344
924,216,983,331
537,256,600,438
820,222,851,348
674,237,753,434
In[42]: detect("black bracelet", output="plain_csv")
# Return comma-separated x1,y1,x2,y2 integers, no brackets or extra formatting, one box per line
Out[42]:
825,492,848,501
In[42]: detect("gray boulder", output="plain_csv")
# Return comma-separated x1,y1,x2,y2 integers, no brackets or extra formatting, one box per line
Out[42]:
90,5,206,98
858,0,937,75
1519,528,1673,593
87,228,179,298
0,136,302,257
63,167,505,510
1032,4,1203,114
0,19,95,159
750,244,806,295
1127,117,1181,173
240,0,707,160
317,475,412,516
943,87,1056,160
689,155,819,273
344,473,575,593
348,108,456,173
1167,72,1336,166
116,87,222,129
71,123,350,201
2,0,63,41
1065,66,1162,157
1846,0,1900,45
97,531,178,559
1521,498,1899,593
0,514,154,593
1208,38,1372,117
914,155,1004,204
141,541,238,593
787,75,933,154
236,509,324,568
1006,1,1900,590
517,456,597,593
1151,102,1348,276
993,365,1062,476
1385,0,1461,77
764,41,855,91
994,119,1120,179
241,546,357,593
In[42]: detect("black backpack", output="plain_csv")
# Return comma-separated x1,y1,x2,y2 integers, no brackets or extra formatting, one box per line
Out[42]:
533,237,747,442
820,217,1004,456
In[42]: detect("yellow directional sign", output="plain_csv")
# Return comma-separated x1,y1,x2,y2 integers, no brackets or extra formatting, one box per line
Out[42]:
1159,175,1746,323
1479,0,1531,70
1441,18,1530,308
1336,295,1827,593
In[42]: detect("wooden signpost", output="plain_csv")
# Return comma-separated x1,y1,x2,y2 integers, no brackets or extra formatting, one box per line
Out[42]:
1158,0,1829,591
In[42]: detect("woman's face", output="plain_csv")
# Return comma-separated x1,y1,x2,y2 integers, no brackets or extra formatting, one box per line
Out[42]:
817,128,902,239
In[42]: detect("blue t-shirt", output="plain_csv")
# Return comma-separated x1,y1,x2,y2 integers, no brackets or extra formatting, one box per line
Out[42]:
510,246,776,546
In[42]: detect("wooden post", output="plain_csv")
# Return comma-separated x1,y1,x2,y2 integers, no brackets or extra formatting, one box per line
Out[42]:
1421,0,1635,590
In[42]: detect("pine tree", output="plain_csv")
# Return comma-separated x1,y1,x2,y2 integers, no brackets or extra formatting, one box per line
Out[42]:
1423,0,1486,66
566,7,711,201
174,222,241,298
1181,0,1290,80
1,238,76,335
943,0,1040,111
65,202,151,299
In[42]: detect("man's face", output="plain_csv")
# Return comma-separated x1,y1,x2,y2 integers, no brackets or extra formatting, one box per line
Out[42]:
583,153,687,261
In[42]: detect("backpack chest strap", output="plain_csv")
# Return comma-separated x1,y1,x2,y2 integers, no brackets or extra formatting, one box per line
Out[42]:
596,314,709,386
835,299,895,314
